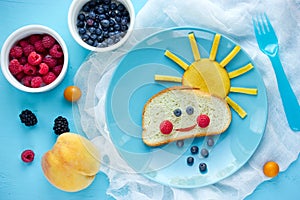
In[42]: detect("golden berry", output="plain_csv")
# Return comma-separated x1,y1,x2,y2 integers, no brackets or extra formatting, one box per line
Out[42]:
263,161,279,177
64,86,82,102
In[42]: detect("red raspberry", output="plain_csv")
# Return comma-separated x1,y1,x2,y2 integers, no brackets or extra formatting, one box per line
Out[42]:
34,40,46,53
29,34,41,44
21,75,33,87
42,34,56,48
39,63,49,75
19,39,30,47
28,51,42,65
22,44,35,57
9,59,23,75
18,56,27,65
15,72,25,81
197,114,210,128
9,45,23,58
21,149,35,163
23,63,37,75
56,57,64,65
42,55,57,68
31,76,44,88
52,65,63,76
49,44,63,58
43,72,56,85
160,120,173,134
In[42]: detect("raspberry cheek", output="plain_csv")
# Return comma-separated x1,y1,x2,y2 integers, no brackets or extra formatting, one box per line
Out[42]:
159,120,173,134
197,114,210,128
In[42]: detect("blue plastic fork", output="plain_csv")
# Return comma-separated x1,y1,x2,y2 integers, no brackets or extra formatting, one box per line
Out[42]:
253,13,300,131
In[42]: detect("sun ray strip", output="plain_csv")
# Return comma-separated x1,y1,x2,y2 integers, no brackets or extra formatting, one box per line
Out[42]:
225,96,247,118
164,50,189,70
230,87,258,95
188,32,201,61
219,46,241,67
228,63,254,79
154,75,182,82
209,34,221,61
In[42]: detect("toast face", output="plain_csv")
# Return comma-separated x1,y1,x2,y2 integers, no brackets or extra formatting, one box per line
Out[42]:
142,87,231,147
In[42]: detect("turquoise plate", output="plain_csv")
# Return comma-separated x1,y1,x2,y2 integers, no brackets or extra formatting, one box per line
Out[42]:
105,27,267,188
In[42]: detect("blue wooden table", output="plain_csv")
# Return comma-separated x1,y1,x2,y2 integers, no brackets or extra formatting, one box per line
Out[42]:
0,1,299,199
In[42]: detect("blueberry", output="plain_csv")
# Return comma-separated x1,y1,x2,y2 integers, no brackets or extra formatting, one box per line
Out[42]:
103,31,109,38
173,108,182,117
117,3,125,11
114,24,120,31
81,34,90,41
78,13,85,21
101,19,110,28
88,11,96,19
88,1,96,8
200,148,209,158
97,35,104,42
109,19,115,26
83,4,90,12
77,20,85,28
99,14,107,20
103,0,111,5
186,106,194,115
187,157,194,166
90,34,98,40
176,140,184,148
93,21,99,28
190,146,199,154
207,138,215,147
78,28,86,35
110,2,117,10
95,28,103,35
115,16,121,22
199,163,207,172
89,27,96,34
97,7,104,14
87,39,94,46
121,25,128,31
103,4,109,12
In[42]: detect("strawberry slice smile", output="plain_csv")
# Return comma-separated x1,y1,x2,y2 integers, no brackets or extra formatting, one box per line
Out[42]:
175,124,197,132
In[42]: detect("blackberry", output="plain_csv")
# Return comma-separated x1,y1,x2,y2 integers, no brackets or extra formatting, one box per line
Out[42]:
53,116,70,135
19,109,38,126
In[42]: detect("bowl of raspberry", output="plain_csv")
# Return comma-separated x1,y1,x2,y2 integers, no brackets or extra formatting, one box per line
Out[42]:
0,25,68,93
68,0,135,52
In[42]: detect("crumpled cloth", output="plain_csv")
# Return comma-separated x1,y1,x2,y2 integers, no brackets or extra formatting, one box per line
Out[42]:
73,0,300,199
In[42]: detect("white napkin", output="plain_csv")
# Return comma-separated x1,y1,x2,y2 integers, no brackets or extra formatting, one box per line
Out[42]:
74,0,300,199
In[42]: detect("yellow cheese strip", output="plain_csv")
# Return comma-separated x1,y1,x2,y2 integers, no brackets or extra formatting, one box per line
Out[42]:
220,46,241,67
188,32,201,61
164,50,189,70
209,34,221,61
154,75,182,82
228,63,254,79
230,87,258,95
225,96,247,118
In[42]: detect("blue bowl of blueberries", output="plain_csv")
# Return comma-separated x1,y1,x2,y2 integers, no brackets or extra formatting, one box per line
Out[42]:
68,0,135,52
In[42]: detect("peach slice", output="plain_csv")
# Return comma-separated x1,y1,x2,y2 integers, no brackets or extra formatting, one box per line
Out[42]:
41,132,100,192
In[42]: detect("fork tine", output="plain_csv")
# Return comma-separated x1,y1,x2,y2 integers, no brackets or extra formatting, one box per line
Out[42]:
252,16,261,35
263,13,275,34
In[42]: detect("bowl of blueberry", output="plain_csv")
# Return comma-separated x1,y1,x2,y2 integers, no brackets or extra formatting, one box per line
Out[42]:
68,0,135,52
0,24,68,93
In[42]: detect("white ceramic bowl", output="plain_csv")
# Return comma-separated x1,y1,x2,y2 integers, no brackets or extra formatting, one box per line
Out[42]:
0,25,68,93
68,0,135,52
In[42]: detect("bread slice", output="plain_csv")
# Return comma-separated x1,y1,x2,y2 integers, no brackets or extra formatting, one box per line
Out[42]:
142,86,231,147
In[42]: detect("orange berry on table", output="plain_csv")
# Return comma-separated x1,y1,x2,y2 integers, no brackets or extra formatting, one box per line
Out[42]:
64,86,82,102
263,161,279,177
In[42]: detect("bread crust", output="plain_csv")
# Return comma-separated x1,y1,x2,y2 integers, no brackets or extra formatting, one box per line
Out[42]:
142,86,231,147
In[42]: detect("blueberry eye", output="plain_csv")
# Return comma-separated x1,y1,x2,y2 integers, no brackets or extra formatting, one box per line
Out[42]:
173,108,182,117
186,106,194,115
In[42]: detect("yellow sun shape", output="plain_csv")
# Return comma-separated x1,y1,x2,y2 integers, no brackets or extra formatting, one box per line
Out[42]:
155,32,257,118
